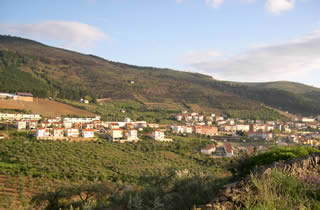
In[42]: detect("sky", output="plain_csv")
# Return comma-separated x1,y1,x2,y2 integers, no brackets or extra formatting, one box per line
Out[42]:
1,0,320,87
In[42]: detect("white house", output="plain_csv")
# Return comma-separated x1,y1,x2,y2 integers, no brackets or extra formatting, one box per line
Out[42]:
110,129,123,141
127,129,138,141
301,117,315,123
28,120,38,130
36,128,50,138
152,130,173,141
16,120,27,130
248,132,273,140
82,129,94,138
183,126,193,134
66,128,79,138
53,128,64,138
201,144,216,155
63,121,73,129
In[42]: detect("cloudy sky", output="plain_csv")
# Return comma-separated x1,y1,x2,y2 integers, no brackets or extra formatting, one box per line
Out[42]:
1,0,320,87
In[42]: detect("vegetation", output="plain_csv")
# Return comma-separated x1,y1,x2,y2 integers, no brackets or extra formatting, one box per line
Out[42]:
230,146,320,178
0,133,228,182
239,169,320,210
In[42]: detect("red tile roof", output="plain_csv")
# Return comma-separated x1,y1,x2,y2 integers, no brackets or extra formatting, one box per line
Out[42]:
16,92,33,97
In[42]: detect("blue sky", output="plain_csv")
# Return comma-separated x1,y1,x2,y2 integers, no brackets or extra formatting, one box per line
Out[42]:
1,0,320,87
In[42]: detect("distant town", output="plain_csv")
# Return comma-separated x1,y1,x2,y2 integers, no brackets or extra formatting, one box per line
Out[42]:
1,91,320,158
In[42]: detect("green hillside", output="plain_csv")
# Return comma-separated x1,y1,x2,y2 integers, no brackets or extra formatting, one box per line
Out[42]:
1,35,320,117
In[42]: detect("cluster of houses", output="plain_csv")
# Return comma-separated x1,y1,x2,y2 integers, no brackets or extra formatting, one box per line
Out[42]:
1,108,320,157
0,92,34,102
1,113,172,142
174,111,320,157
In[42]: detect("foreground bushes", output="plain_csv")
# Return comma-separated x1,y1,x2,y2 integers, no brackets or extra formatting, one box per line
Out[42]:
239,169,320,210
231,146,320,177
31,169,230,210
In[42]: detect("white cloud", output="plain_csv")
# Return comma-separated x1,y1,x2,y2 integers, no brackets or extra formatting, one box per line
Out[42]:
205,0,225,8
176,0,184,4
0,21,108,50
265,0,295,14
182,29,320,83
182,50,224,63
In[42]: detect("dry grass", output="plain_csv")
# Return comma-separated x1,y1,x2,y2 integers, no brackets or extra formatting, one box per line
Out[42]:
0,99,95,117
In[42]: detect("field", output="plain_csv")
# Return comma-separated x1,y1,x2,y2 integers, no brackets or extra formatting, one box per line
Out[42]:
0,99,95,117
0,132,232,209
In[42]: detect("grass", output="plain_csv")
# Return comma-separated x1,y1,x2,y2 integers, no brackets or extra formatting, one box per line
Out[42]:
240,169,320,210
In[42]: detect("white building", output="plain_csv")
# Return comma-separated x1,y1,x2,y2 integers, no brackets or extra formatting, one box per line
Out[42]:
127,129,138,141
53,128,64,138
63,121,73,129
16,120,27,130
66,128,79,138
152,130,165,141
36,128,50,138
201,144,216,155
82,129,94,138
28,120,38,130
301,117,315,123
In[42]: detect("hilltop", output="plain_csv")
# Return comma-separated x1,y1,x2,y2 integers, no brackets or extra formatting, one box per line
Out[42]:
1,35,320,118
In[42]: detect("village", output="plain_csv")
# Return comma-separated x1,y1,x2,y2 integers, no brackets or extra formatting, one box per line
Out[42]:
1,109,320,157
1,92,320,157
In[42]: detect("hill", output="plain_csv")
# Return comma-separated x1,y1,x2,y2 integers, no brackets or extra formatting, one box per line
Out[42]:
1,35,320,117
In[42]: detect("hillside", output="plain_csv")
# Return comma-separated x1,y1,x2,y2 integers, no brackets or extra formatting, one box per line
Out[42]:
1,35,320,117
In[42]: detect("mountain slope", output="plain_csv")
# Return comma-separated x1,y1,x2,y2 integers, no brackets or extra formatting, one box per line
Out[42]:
0,35,320,117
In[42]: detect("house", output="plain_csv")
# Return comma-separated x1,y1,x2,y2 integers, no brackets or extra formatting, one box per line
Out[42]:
175,115,183,121
201,144,216,155
152,130,165,141
40,121,51,128
15,92,33,102
84,123,94,129
66,128,79,138
194,126,218,136
125,123,134,129
53,128,64,138
224,143,235,157
301,117,315,123
0,92,14,99
16,120,27,130
0,134,4,139
247,132,273,140
93,120,102,129
148,124,160,128
82,129,94,138
110,129,123,141
172,125,184,134
236,124,250,132
133,121,147,129
63,121,73,129
53,122,62,128
28,120,38,130
183,126,193,134
109,123,120,129
36,128,50,138
73,123,83,129
126,129,138,141
250,124,267,132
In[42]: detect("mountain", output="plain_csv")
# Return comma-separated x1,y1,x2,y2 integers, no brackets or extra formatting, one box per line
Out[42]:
1,35,320,118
